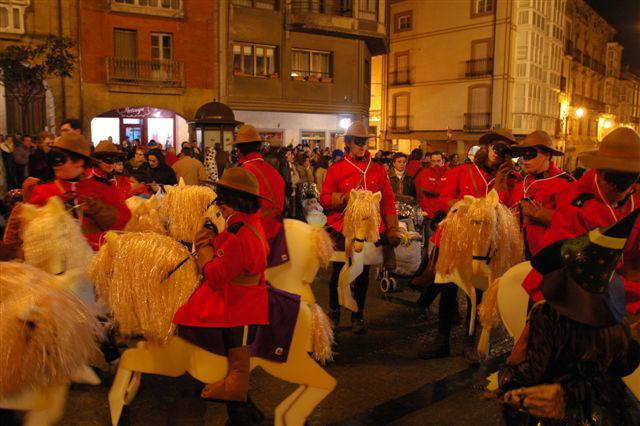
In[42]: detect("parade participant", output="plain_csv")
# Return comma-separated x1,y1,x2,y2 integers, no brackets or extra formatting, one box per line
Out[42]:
417,129,519,361
406,148,423,177
523,127,640,308
413,151,447,231
174,167,269,402
320,121,401,334
508,131,574,257
388,152,415,204
498,211,640,425
231,124,287,267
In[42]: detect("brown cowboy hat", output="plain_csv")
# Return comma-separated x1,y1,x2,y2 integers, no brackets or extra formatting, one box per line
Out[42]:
579,127,640,173
478,129,518,146
345,121,373,139
92,140,126,159
512,130,564,156
210,167,272,203
229,124,262,145
52,133,91,159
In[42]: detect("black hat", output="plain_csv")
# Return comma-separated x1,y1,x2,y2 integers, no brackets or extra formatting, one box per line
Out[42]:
538,208,639,326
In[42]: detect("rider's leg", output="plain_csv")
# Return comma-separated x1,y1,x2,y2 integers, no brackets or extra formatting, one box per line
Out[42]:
417,283,458,359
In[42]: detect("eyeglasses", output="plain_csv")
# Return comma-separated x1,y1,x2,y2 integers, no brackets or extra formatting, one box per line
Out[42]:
491,143,511,159
48,149,70,167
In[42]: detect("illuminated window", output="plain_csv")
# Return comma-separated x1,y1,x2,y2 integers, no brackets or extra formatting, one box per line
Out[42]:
232,0,276,10
291,49,331,81
473,0,494,16
112,0,183,17
0,0,28,34
394,11,412,33
233,43,277,77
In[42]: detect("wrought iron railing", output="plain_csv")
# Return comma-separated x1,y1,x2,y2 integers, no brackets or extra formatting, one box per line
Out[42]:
465,58,493,77
289,0,353,17
106,57,184,87
464,112,491,131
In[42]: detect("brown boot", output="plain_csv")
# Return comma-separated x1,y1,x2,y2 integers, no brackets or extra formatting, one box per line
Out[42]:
201,346,250,402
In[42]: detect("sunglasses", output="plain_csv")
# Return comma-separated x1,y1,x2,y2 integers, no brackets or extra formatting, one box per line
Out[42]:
48,149,70,167
491,143,511,159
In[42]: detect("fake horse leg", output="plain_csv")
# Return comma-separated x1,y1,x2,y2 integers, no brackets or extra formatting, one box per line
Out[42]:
274,385,306,426
282,386,334,426
22,384,69,426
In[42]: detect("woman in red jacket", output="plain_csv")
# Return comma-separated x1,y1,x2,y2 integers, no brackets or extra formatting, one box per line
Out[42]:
173,167,269,403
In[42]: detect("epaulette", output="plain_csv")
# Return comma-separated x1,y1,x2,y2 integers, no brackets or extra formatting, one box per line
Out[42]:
227,222,244,234
570,193,595,207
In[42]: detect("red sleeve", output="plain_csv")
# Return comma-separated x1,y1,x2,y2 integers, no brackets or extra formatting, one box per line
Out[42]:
319,166,338,209
438,167,460,212
541,204,588,247
522,268,544,301
379,169,397,216
26,185,50,206
202,233,244,291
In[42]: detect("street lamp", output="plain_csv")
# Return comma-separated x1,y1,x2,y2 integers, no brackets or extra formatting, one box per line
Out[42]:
339,118,352,131
575,107,585,118
562,106,586,170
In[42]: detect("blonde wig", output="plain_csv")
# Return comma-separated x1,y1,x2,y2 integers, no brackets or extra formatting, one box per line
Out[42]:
20,197,93,274
0,262,99,397
159,184,218,243
342,189,381,244
89,232,199,343
124,196,167,234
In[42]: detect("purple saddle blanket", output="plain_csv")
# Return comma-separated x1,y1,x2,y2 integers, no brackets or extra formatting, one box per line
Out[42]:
177,287,301,363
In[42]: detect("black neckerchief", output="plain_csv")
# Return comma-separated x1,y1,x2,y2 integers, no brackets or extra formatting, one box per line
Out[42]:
63,177,82,183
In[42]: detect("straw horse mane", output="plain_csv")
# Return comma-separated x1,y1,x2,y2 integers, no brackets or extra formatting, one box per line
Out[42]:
89,231,199,343
342,189,381,256
0,262,99,397
437,190,523,283
20,197,94,275
125,196,167,234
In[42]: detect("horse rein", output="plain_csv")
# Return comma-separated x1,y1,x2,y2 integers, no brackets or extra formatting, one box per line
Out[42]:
472,244,494,265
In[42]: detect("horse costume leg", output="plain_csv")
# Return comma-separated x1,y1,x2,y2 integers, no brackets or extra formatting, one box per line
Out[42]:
22,385,69,426
273,385,306,426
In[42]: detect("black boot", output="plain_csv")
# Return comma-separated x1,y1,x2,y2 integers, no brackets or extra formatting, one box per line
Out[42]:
328,308,340,328
462,333,481,366
351,316,368,335
417,332,450,359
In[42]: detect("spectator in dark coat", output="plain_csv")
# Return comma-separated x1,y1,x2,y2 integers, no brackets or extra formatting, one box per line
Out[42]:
28,132,54,182
388,152,415,203
124,147,150,183
146,148,177,186
12,135,34,185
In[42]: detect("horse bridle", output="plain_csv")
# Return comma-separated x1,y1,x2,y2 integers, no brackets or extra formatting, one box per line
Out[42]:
472,244,494,265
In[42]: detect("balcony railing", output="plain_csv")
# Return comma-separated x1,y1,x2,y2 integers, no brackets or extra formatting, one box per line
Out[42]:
389,115,411,131
289,0,354,17
106,57,185,87
389,69,410,86
464,113,491,131
466,58,493,77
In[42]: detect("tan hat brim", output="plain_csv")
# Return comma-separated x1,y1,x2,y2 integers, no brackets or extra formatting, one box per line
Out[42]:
205,180,274,204
53,146,92,161
579,151,640,173
512,145,564,157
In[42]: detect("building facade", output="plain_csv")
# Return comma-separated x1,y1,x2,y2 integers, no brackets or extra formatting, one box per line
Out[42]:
218,0,389,149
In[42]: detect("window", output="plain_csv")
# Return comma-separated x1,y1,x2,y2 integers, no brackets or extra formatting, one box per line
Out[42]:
0,0,28,34
359,0,377,21
112,0,183,17
300,131,326,148
233,43,277,77
291,49,331,81
151,33,172,60
232,0,277,10
392,93,410,130
393,51,410,84
394,11,412,33
114,29,138,58
472,0,493,16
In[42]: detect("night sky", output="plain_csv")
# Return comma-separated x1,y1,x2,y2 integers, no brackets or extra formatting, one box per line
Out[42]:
586,0,640,72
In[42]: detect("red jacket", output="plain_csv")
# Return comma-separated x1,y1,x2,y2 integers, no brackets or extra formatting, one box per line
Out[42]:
239,152,285,240
319,152,397,233
507,162,575,256
173,212,269,328
523,169,640,313
414,166,447,218
406,160,422,178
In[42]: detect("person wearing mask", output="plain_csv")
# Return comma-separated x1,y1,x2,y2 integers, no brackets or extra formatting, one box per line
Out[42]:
60,118,82,135
406,148,423,178
319,121,401,334
145,148,177,187
125,147,150,183
174,168,269,403
314,155,330,193
232,125,287,267
388,152,415,204
508,131,574,258
13,134,34,185
28,132,54,182
172,146,208,185
417,129,520,362
522,127,640,313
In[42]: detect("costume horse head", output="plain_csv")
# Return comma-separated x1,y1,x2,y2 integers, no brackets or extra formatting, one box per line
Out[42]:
124,195,167,235
436,189,524,337
341,189,381,258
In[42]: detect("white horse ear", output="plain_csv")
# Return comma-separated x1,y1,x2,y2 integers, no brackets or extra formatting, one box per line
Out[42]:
104,231,120,251
462,195,476,203
486,189,500,207
178,177,186,187
349,190,357,203
373,191,382,204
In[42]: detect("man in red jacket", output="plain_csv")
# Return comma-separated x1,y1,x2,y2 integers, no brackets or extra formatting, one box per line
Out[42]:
405,148,424,177
417,129,520,361
174,167,269,403
414,151,447,230
231,124,287,267
522,127,640,312
320,121,401,334
508,131,574,258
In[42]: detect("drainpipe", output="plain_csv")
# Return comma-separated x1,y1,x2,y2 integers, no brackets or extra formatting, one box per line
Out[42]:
57,0,67,121
76,0,84,129
489,2,497,129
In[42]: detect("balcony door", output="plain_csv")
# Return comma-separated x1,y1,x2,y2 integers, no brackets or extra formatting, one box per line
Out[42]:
467,84,490,130
114,29,137,58
392,92,409,130
151,33,173,82
394,51,409,85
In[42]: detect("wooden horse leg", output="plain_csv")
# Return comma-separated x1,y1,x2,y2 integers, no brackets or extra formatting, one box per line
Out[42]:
273,385,306,426
23,384,69,426
283,386,333,426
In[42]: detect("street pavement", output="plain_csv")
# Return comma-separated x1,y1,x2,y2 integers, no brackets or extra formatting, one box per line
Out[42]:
5,267,513,425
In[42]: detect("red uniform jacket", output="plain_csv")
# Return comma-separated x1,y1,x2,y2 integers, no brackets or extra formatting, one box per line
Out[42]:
173,212,269,328
414,166,447,218
319,152,397,233
406,160,422,178
239,152,285,240
507,162,575,256
523,169,640,313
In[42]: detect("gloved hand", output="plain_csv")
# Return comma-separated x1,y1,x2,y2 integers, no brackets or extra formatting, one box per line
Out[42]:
494,158,514,192
196,245,215,273
331,192,348,210
383,214,403,248
82,196,118,230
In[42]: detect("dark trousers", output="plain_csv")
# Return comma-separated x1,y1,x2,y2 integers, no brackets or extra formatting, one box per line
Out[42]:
329,261,371,320
419,283,483,336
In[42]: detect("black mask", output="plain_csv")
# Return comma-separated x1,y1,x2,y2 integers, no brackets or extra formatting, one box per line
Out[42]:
602,170,640,192
48,149,70,167
491,143,512,159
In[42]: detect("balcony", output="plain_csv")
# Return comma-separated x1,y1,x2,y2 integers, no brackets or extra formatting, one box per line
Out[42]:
389,115,411,131
389,69,410,86
106,57,185,89
464,112,491,131
110,0,184,18
466,58,493,78
286,0,388,55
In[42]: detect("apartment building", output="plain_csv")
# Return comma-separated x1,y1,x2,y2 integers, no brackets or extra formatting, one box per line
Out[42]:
219,0,389,149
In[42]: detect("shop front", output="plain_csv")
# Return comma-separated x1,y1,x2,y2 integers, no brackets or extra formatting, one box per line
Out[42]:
90,106,189,147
